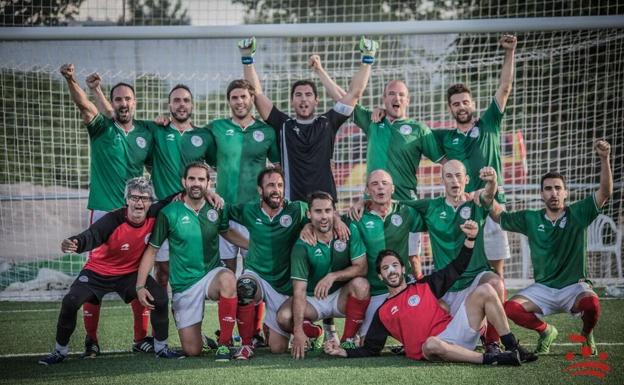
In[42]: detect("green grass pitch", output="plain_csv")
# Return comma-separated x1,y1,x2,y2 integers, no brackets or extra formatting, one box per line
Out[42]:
0,298,622,385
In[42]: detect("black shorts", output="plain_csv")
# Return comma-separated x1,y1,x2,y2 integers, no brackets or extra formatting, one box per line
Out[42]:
71,269,141,304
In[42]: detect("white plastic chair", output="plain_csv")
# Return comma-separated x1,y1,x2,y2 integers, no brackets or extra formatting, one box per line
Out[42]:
587,214,622,279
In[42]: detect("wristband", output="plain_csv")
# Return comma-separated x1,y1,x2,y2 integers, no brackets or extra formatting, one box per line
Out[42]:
362,55,375,64
241,56,254,65
136,285,146,292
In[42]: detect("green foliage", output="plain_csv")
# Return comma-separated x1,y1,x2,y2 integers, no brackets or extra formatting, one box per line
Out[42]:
0,0,85,26
119,0,190,26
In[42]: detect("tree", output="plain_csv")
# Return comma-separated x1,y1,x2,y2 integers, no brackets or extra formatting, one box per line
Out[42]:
119,0,190,26
1,0,85,26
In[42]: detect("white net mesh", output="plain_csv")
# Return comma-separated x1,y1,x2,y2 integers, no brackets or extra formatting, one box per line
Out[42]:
1,22,623,298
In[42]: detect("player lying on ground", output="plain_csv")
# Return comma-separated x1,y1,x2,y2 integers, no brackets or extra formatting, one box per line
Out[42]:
136,162,248,362
38,178,182,365
324,220,537,365
492,140,612,355
277,191,370,359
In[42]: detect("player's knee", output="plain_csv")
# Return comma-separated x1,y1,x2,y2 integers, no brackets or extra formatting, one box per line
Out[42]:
61,293,83,313
577,295,601,314
350,277,370,298
269,337,289,354
182,343,203,357
485,276,505,298
422,337,445,358
475,284,498,302
276,309,293,331
504,299,524,319
218,270,237,297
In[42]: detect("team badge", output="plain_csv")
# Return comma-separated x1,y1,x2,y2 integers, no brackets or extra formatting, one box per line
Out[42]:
78,275,89,283
136,136,147,148
280,215,292,227
334,240,347,252
399,124,412,135
144,233,151,244
253,130,265,142
559,216,567,229
470,126,480,138
460,206,472,220
391,214,403,227
407,295,421,307
191,135,203,147
207,209,218,222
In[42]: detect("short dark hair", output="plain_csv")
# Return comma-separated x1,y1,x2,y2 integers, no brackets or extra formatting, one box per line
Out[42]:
227,79,256,100
184,161,211,179
446,83,472,104
169,84,193,102
540,171,567,190
306,191,335,209
109,82,135,101
257,166,285,188
375,249,404,274
290,80,318,100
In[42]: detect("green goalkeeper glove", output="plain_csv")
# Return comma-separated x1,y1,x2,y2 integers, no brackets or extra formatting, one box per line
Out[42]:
238,37,257,65
359,36,379,65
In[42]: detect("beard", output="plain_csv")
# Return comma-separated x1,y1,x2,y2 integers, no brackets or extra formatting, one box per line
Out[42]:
170,108,191,123
453,109,474,124
186,185,205,200
381,272,404,288
262,190,283,209
231,103,252,120
115,107,133,124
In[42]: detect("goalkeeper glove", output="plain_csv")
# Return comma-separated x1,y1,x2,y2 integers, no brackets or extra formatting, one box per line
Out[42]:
359,36,379,65
238,37,257,65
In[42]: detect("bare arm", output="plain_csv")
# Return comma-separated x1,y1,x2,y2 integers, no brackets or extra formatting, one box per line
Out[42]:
59,64,98,124
494,34,517,111
594,140,613,208
221,228,249,250
478,167,498,207
86,73,114,119
291,280,308,359
339,37,377,107
314,256,367,299
489,200,504,223
136,245,158,309
239,37,274,121
309,55,346,102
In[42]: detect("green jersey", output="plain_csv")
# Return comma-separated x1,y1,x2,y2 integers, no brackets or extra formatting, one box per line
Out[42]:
500,194,600,289
209,118,280,204
290,222,366,296
353,104,444,200
179,125,216,167
149,201,228,293
86,113,152,211
149,123,202,199
404,197,491,291
434,100,506,202
226,200,307,295
351,203,425,295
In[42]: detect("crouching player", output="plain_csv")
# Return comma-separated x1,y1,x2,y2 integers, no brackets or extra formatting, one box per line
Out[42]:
325,220,536,365
39,178,180,365
493,140,612,355
277,191,370,359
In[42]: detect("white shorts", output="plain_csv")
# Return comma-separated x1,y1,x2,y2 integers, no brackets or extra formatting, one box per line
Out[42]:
171,266,228,329
360,293,389,336
409,232,422,256
484,213,511,261
155,239,170,262
437,301,481,350
307,288,345,320
516,282,594,316
242,270,290,337
441,270,493,316
220,221,249,260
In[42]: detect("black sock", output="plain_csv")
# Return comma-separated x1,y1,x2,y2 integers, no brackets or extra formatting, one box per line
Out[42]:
500,333,518,350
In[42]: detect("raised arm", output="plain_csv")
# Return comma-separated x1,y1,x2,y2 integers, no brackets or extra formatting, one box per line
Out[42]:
309,55,346,102
338,37,377,107
478,167,498,207
59,64,98,124
594,140,613,208
494,34,517,111
86,72,114,119
238,37,274,121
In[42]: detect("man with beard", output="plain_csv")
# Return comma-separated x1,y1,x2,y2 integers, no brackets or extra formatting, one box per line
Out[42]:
60,64,153,357
434,35,518,280
324,223,535,365
492,141,612,356
136,162,249,361
38,178,182,365
225,167,309,359
238,36,376,201
277,191,370,359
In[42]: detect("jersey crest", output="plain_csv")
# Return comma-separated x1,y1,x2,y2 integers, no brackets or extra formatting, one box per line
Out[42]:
280,214,293,227
136,136,147,148
407,294,421,307
399,124,412,135
191,135,203,147
207,209,218,222
334,240,347,252
253,130,265,142
459,206,472,220
391,214,403,227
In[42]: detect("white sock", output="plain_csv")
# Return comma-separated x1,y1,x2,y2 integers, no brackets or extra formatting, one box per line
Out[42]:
154,339,167,353
55,342,69,356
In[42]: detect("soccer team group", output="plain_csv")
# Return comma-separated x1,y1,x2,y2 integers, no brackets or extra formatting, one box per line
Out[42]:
38,34,613,367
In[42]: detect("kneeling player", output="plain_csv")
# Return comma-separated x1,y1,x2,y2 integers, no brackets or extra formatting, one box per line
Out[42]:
136,162,248,361
276,191,370,359
38,178,180,365
492,141,612,355
325,220,536,365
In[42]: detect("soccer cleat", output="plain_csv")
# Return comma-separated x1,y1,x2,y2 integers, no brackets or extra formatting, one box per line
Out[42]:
252,333,267,349
234,345,254,360
582,331,598,356
485,342,502,355
203,334,218,350
132,336,155,353
308,332,324,351
339,339,357,350
155,346,185,359
390,345,405,355
513,342,538,363
491,350,522,366
82,336,100,358
38,351,66,366
215,345,232,362
535,325,558,355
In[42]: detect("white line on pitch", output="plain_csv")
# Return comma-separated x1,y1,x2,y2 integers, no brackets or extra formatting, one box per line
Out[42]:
0,303,219,314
